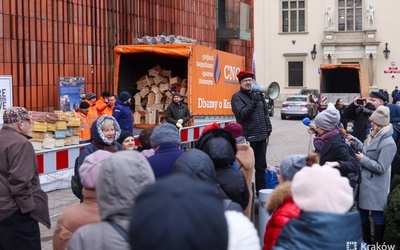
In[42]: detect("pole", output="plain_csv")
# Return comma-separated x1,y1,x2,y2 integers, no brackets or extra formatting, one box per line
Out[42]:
258,189,274,242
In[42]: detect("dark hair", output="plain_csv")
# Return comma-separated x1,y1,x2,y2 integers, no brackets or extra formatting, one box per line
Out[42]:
139,128,154,149
102,91,111,98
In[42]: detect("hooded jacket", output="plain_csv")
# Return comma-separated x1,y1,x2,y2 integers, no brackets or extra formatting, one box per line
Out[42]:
67,151,156,250
173,149,243,212
77,115,122,170
196,129,249,210
263,182,300,250
273,211,363,250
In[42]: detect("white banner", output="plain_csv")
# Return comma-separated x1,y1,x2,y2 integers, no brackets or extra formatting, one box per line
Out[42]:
0,76,13,125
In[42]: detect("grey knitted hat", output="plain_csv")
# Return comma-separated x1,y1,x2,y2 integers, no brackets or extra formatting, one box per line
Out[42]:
150,123,181,147
279,155,307,181
370,106,390,126
314,103,340,131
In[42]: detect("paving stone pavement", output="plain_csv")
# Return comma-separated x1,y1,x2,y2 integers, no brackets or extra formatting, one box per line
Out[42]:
40,108,314,249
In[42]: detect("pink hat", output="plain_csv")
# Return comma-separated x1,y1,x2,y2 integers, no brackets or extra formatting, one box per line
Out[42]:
79,150,113,189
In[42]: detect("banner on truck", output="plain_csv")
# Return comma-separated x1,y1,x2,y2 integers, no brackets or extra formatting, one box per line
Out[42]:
0,76,13,125
191,46,245,115
59,77,86,112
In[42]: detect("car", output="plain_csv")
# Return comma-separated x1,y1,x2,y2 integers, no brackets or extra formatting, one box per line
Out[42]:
265,97,274,116
280,95,318,120
298,88,319,103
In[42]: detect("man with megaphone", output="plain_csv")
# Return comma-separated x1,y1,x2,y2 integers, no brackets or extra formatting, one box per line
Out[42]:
231,70,273,197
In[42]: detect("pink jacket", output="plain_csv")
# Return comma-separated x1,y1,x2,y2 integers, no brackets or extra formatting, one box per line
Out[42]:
52,189,101,250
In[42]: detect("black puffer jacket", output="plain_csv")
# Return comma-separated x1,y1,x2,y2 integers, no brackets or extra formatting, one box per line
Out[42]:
165,102,191,126
231,88,272,142
196,129,249,210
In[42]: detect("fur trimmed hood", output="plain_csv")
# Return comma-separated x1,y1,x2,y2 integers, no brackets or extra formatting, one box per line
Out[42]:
266,182,292,214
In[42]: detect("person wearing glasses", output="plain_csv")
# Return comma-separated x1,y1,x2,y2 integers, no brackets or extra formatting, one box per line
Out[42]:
0,107,50,249
231,70,272,196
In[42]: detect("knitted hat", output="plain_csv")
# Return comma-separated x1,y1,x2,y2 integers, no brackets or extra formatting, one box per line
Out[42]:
2,107,30,124
150,123,181,147
85,92,96,100
279,154,307,181
79,101,90,109
225,211,260,250
369,91,387,102
79,150,113,189
202,122,220,135
314,103,340,131
129,174,228,250
172,92,182,98
119,91,131,102
236,70,255,82
292,165,353,213
224,123,243,139
117,130,134,145
370,105,390,126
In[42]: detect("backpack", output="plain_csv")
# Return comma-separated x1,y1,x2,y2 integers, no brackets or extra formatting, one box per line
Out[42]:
71,156,83,200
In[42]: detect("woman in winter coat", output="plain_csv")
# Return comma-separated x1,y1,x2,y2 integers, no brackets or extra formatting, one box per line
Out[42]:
74,115,123,200
224,122,255,218
310,103,360,186
347,106,396,244
196,128,250,211
273,165,363,250
67,151,156,250
262,155,306,250
53,150,113,250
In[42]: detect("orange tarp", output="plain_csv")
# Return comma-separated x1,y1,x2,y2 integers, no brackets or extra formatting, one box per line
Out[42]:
113,44,193,58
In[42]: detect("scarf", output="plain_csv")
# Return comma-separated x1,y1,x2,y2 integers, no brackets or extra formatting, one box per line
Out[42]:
91,140,119,153
313,126,342,153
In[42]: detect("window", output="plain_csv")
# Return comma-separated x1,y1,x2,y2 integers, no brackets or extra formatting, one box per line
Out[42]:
288,62,303,87
282,1,305,32
338,0,362,31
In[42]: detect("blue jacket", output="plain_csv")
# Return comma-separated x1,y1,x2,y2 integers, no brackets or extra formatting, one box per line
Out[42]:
147,142,183,179
113,99,133,133
273,211,363,250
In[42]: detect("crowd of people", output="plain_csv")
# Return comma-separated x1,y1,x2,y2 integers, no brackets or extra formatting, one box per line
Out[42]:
1,71,400,249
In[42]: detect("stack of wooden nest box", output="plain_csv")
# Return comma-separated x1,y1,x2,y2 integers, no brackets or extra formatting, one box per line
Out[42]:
133,65,187,127
29,110,81,150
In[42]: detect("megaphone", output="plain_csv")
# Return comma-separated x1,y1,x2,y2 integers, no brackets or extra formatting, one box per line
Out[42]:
251,81,280,100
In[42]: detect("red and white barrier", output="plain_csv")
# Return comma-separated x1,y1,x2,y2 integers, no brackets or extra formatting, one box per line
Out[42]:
36,144,89,192
37,120,233,192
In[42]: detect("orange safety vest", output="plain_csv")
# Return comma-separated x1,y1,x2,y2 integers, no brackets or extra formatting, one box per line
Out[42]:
83,100,98,126
96,97,113,117
76,111,91,141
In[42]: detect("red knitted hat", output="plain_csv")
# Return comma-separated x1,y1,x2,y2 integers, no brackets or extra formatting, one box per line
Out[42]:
224,123,243,138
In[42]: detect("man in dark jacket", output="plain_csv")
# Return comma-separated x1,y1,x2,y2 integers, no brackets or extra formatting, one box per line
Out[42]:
165,92,191,128
0,107,50,250
113,91,133,133
231,70,272,195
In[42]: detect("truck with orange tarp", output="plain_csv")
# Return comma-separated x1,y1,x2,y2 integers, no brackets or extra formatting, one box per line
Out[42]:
318,64,370,111
113,44,245,124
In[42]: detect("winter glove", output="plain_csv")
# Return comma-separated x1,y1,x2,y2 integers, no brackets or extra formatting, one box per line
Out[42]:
176,122,183,129
177,119,183,124
252,92,261,104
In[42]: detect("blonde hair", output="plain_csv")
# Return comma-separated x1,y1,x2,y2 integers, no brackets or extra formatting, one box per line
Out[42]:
365,123,384,144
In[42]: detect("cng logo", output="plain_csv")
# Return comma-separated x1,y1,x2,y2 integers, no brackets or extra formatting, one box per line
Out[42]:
346,241,357,250
213,54,221,85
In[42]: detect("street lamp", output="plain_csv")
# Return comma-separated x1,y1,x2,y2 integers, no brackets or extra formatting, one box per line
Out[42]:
383,43,390,60
311,44,317,61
